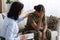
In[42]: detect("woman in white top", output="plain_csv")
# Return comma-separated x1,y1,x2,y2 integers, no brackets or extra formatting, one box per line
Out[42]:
2,2,29,40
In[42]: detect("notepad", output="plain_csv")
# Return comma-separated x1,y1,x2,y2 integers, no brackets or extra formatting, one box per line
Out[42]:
18,33,34,39
26,33,34,39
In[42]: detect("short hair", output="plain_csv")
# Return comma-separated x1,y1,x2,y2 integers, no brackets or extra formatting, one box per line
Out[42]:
34,4,45,12
7,2,24,20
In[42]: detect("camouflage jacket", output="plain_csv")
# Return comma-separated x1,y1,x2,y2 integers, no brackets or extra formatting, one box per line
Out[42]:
25,11,45,30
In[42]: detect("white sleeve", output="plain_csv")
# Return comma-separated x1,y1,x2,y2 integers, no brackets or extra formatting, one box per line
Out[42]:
17,17,24,23
5,23,20,40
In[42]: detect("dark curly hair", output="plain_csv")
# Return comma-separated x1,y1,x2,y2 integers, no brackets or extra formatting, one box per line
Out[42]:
34,4,45,12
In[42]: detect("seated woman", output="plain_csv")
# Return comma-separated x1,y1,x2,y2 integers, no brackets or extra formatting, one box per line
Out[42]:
1,2,30,40
22,5,47,40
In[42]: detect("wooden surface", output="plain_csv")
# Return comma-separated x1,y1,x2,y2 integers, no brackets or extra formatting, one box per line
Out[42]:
0,0,5,13
0,0,2,13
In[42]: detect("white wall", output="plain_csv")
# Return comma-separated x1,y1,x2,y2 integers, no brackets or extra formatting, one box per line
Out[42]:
19,0,60,18
5,0,19,13
5,0,60,17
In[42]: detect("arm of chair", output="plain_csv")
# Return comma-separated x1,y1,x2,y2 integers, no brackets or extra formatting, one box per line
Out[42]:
47,29,58,40
50,31,58,40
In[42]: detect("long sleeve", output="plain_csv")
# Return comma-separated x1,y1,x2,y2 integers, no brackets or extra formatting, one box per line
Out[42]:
5,22,20,40
17,17,24,23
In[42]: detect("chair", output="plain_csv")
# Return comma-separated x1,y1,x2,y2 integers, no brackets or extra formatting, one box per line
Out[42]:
0,14,4,34
0,14,4,40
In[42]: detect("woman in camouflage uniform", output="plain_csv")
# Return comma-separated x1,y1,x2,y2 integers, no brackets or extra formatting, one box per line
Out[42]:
22,5,47,40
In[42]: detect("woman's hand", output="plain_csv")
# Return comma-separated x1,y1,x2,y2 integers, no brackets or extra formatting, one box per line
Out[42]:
38,11,44,18
20,34,28,40
24,13,30,18
42,32,46,40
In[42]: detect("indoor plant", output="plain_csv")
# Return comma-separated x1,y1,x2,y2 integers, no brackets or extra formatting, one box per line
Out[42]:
47,15,58,31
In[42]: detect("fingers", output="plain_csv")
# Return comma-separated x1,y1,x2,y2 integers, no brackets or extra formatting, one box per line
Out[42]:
24,34,28,39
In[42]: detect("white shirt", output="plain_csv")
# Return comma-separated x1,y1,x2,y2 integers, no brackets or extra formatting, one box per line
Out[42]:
2,17,24,40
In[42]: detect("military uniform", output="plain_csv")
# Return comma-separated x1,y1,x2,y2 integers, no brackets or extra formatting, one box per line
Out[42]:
22,11,51,40
21,11,41,40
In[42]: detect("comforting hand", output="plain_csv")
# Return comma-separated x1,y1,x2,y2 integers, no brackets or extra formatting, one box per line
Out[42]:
24,13,30,18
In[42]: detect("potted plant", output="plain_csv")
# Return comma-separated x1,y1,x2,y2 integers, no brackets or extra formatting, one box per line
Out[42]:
5,0,13,12
47,15,58,31
6,0,12,4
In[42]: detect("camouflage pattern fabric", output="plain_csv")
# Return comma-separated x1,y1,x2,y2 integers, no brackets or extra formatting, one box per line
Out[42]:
22,11,51,40
22,11,40,40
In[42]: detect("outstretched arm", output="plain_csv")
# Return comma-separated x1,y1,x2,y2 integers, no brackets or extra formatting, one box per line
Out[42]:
17,13,30,23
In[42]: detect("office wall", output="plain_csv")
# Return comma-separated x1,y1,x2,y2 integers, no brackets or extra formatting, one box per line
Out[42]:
5,0,18,13
19,0,60,18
